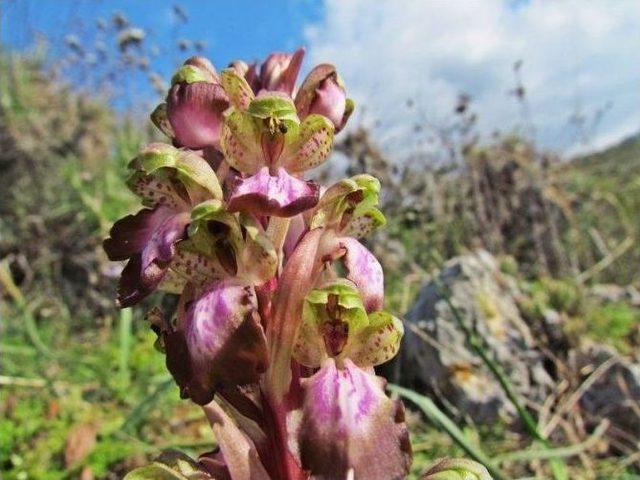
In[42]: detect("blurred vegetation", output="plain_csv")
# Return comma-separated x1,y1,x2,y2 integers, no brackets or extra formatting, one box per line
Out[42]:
1,31,639,480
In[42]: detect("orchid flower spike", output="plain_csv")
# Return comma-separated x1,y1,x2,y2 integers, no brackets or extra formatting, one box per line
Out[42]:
106,46,491,480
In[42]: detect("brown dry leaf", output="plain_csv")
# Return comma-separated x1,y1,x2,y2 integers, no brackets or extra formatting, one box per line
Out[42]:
46,400,60,419
65,423,98,468
79,466,94,480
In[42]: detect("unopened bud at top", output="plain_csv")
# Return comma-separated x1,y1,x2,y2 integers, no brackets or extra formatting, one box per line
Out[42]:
167,57,229,150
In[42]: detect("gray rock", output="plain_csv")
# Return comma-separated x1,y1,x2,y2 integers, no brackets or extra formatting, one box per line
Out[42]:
590,284,628,304
590,283,640,307
573,344,640,446
399,250,553,424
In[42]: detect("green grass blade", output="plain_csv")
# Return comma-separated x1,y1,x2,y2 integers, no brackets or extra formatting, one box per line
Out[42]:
434,278,569,480
388,384,507,480
122,377,175,435
119,308,133,389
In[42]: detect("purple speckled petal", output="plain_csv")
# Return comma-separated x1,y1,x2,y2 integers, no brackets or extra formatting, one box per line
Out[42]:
182,280,268,404
227,166,319,217
167,81,229,149
346,310,404,368
219,109,263,174
298,358,411,480
103,206,190,307
340,237,384,313
282,114,334,174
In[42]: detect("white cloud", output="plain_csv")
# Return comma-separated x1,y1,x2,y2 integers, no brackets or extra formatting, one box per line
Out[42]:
304,0,640,161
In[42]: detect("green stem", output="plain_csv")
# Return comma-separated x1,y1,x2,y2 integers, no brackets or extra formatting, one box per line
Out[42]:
494,420,608,463
434,278,568,480
119,308,133,389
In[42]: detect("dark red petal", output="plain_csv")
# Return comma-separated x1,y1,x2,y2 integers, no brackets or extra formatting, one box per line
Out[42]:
181,281,269,404
103,207,171,261
110,208,189,307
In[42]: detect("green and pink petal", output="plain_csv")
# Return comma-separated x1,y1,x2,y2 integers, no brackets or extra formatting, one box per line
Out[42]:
227,167,320,218
298,358,411,480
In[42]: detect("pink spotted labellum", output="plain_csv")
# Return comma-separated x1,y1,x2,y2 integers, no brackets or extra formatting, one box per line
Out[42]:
105,46,489,480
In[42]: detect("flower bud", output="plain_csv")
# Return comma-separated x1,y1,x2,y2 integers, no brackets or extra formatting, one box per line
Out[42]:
296,65,354,132
309,75,347,128
421,458,492,479
167,57,229,149
258,47,304,94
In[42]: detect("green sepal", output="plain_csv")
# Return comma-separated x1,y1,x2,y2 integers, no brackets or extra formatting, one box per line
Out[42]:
346,310,403,367
282,114,334,173
295,281,403,368
421,458,492,480
310,174,385,237
129,143,223,203
124,450,211,480
171,64,211,85
342,207,387,238
150,103,175,138
343,97,355,124
186,199,241,259
294,280,369,367
220,108,262,173
248,94,299,125
185,203,276,284
220,68,255,110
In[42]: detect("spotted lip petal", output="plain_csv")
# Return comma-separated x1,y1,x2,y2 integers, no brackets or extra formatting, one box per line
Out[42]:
227,167,319,218
298,358,412,480
182,280,269,405
103,206,190,307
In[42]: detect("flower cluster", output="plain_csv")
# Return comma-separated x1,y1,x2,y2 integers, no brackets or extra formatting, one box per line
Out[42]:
105,48,411,480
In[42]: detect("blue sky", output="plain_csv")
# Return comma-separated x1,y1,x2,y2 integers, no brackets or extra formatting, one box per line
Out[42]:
2,0,639,158
2,0,322,70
